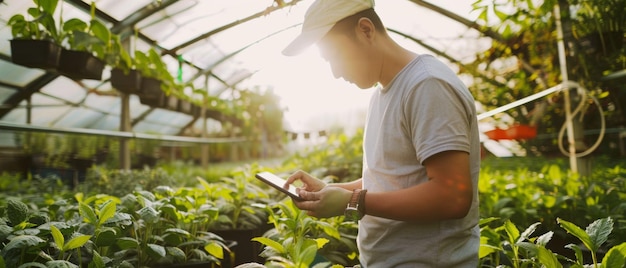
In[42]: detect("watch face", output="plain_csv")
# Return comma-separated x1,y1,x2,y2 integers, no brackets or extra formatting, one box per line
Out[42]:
344,207,361,221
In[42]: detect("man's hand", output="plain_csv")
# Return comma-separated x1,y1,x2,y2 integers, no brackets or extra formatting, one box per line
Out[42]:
284,170,352,218
284,170,327,192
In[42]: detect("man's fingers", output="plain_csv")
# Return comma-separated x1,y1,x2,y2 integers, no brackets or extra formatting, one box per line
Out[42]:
285,170,306,186
296,189,320,201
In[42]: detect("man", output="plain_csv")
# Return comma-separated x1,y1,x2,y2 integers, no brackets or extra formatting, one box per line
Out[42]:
282,0,480,267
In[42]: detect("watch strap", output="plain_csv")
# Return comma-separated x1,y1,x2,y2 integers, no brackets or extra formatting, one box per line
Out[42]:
348,189,361,208
358,189,367,215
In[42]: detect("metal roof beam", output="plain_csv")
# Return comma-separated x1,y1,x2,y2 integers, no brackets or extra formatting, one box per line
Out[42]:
0,73,59,119
165,0,303,56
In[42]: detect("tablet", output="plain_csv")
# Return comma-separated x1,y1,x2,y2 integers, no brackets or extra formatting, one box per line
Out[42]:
255,171,303,201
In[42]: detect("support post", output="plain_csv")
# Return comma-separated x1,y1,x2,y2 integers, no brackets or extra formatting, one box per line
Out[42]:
119,38,132,170
119,92,131,170
556,1,594,176
200,75,209,168
555,3,578,173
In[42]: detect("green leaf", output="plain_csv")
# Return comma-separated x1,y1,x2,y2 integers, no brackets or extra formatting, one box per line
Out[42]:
204,241,224,259
63,18,88,33
252,237,285,253
46,260,79,268
94,227,117,247
518,222,541,243
50,225,64,250
79,203,98,224
166,246,187,262
565,243,584,265
536,247,562,268
136,206,160,223
7,199,29,225
37,0,59,14
600,242,626,268
98,201,116,225
116,237,139,250
317,221,341,239
479,243,499,259
558,218,592,251
147,243,166,258
89,20,110,43
297,243,318,267
536,231,553,247
17,262,47,268
504,219,520,244
63,235,92,251
315,238,329,249
3,235,46,252
586,217,613,252
88,250,105,268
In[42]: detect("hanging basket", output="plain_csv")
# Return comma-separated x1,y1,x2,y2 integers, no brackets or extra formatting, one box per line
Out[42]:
138,77,166,107
57,49,105,80
485,124,537,140
111,68,142,94
10,39,61,70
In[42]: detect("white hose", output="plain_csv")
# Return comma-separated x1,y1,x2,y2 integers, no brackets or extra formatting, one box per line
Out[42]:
557,87,606,157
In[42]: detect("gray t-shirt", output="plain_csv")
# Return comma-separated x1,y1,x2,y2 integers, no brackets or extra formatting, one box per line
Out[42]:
359,54,480,267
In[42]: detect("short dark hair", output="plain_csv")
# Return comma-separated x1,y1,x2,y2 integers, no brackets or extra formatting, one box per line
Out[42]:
328,8,386,39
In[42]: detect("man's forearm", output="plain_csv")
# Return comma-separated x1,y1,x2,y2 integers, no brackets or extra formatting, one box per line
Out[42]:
329,178,362,191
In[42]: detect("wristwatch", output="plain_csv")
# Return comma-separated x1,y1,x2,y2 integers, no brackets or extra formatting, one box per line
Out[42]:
344,189,367,221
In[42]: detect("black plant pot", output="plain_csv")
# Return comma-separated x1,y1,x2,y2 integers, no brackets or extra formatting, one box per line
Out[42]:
139,77,166,107
10,39,61,70
212,226,271,266
111,68,142,94
67,157,94,172
58,49,105,80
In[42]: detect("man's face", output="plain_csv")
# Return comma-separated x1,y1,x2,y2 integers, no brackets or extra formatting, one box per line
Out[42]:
317,29,378,89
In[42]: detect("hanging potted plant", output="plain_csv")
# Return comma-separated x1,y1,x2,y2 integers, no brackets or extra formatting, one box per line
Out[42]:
109,30,142,94
57,2,106,80
7,0,62,70
135,48,175,107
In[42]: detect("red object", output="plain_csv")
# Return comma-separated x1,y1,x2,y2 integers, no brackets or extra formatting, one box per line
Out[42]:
485,125,537,140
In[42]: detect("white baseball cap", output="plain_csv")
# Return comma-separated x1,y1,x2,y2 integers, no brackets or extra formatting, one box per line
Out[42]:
282,0,375,56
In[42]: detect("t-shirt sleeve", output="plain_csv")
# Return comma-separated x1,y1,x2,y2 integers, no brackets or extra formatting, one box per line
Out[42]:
404,77,472,164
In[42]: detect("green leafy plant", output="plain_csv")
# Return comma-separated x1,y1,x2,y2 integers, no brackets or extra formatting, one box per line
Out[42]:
198,164,270,230
135,48,177,93
479,217,626,268
63,2,131,68
253,200,358,268
7,0,60,42
557,217,626,268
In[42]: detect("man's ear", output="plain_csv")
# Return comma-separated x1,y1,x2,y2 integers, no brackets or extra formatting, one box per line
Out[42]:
356,17,376,41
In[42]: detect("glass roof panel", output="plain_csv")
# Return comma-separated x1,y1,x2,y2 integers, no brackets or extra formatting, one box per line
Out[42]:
0,87,15,103
84,94,120,115
80,0,153,21
31,93,66,106
136,0,272,49
1,106,26,124
0,26,13,56
30,106,72,126
144,109,192,128
0,60,45,88
53,107,106,128
89,114,120,131
40,77,89,104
